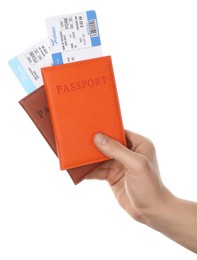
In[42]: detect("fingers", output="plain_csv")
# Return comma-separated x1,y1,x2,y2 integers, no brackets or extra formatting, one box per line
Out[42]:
86,160,112,181
86,160,125,186
124,129,150,148
125,129,156,158
93,133,140,168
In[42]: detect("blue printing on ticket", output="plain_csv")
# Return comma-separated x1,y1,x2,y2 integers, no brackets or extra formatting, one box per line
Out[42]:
8,57,36,94
52,53,63,66
86,10,101,47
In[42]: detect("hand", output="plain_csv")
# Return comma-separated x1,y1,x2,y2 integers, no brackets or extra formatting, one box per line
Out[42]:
87,130,197,253
87,130,171,223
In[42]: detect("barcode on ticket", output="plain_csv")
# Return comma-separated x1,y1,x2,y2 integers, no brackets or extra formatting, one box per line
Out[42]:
89,19,99,37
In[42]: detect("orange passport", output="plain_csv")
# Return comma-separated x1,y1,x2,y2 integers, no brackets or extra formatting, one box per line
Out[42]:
41,56,126,170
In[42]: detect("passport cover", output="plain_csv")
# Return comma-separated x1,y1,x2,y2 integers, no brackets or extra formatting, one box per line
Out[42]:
19,86,103,184
42,56,126,170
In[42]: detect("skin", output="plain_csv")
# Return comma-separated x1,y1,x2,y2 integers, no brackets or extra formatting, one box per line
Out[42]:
87,130,197,253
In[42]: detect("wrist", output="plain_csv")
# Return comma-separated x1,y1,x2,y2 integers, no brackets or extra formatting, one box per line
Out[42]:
140,187,176,230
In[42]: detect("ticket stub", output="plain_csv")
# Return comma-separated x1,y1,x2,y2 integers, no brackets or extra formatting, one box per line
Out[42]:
8,38,52,94
46,10,102,65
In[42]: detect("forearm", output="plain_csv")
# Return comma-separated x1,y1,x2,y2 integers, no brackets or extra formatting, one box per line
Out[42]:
144,192,197,253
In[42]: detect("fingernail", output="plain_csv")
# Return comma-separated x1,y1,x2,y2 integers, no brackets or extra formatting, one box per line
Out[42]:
94,133,107,145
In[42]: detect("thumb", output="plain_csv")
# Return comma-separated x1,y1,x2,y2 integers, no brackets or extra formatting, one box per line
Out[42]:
94,133,136,167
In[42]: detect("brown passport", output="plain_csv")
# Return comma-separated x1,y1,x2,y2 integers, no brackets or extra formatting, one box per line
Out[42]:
19,86,103,184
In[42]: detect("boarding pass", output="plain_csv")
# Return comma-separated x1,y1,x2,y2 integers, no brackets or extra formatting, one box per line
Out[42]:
8,38,51,94
46,10,102,65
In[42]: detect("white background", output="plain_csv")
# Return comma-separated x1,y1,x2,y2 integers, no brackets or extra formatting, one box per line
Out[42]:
0,0,197,259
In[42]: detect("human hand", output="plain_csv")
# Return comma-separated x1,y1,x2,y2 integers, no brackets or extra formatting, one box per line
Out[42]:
87,130,172,224
87,130,197,253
